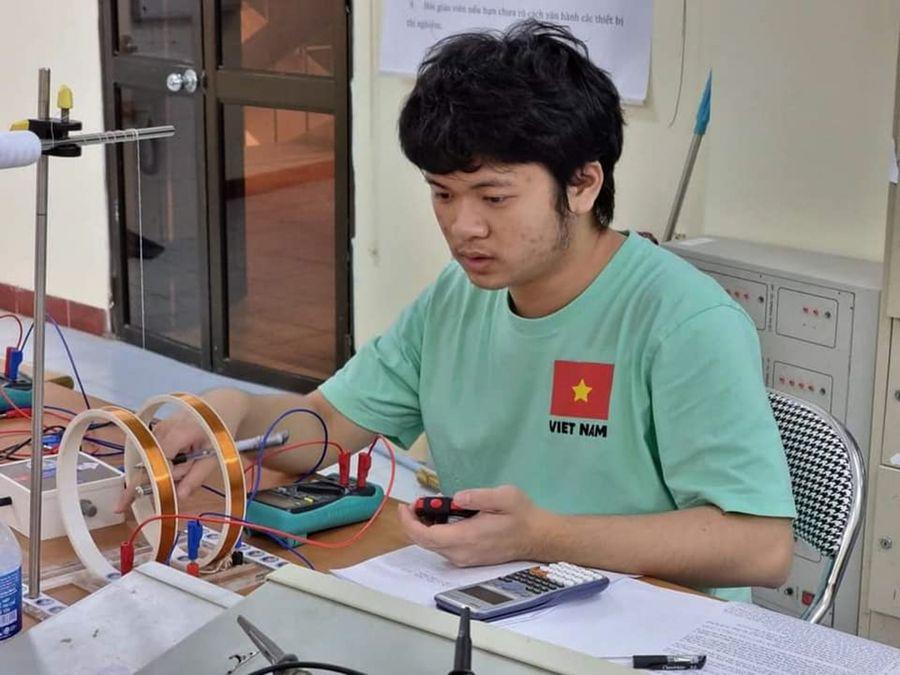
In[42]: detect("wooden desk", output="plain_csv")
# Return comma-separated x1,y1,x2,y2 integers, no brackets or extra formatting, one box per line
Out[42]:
3,381,700,633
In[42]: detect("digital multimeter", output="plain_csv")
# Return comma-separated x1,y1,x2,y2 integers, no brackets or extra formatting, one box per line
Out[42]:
435,562,610,621
244,474,383,545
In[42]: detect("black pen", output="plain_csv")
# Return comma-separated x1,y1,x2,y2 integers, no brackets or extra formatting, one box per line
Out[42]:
603,655,706,670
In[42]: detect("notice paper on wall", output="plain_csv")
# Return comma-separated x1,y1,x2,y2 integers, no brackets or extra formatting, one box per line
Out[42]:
380,0,653,104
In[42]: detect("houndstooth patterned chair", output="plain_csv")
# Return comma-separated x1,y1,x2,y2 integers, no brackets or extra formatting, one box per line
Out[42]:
768,389,865,624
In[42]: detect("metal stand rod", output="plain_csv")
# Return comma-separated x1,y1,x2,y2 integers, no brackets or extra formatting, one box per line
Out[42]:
28,67,51,598
40,125,175,152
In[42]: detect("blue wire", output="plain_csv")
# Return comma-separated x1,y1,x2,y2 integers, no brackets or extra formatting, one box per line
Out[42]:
259,531,315,570
201,484,226,498
190,510,315,570
248,408,329,504
46,404,78,417
21,323,32,349
83,436,125,452
44,315,91,410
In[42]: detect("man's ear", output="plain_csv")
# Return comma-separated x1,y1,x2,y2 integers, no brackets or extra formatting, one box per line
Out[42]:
566,162,604,216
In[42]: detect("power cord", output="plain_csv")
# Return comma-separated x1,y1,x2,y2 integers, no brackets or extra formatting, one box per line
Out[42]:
244,662,366,675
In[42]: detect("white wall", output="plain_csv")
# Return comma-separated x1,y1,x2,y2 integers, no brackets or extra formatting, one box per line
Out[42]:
0,2,108,309
702,0,899,259
1,1,897,345
351,0,900,344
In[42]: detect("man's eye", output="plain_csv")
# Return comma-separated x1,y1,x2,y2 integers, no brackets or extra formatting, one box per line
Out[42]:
484,196,508,205
433,192,451,201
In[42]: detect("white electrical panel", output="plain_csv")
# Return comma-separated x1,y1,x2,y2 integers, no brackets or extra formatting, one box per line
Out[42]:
666,236,881,635
0,453,124,540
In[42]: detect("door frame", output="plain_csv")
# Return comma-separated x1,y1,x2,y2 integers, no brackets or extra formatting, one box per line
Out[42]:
201,0,353,392
99,0,354,390
99,0,211,368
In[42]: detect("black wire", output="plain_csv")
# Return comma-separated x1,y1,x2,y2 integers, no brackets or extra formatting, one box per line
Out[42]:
243,662,367,675
0,425,63,461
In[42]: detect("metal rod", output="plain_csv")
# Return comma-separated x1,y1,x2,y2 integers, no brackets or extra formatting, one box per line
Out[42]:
28,67,51,598
662,73,712,243
662,133,702,243
40,125,175,151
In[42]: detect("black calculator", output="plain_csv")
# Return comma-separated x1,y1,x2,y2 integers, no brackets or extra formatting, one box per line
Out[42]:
435,562,610,621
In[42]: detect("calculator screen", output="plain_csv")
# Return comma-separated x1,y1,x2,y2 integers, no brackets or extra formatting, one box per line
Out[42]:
458,585,510,605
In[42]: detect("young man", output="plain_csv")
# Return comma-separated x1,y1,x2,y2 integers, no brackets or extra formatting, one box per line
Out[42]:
121,21,795,599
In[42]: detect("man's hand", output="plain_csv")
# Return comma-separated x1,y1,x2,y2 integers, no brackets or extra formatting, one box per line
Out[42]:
114,389,251,512
396,485,548,566
113,412,216,512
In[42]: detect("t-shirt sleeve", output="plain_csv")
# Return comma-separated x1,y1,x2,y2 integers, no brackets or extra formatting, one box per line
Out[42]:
649,305,797,518
318,288,430,450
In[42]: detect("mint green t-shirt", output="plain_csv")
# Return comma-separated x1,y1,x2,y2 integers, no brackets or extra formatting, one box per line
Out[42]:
320,232,796,599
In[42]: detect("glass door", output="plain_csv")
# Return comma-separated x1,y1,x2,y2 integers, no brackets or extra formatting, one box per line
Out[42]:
101,0,352,390
206,0,351,390
101,0,210,366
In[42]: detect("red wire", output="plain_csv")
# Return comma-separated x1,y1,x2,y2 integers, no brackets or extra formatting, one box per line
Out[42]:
0,384,31,419
0,385,74,424
0,314,24,350
242,440,348,487
129,436,396,551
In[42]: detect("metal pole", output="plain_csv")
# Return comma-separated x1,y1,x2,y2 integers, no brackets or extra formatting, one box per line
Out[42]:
662,134,702,243
40,125,175,152
28,67,50,598
662,73,712,243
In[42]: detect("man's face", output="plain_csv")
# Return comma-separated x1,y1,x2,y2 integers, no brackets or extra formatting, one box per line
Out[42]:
426,163,571,291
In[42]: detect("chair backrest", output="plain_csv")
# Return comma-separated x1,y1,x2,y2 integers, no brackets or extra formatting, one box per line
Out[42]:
767,388,865,623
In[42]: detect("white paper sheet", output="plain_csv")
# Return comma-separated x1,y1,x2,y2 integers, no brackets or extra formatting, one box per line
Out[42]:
332,544,632,607
667,602,900,675
333,546,900,672
380,0,653,104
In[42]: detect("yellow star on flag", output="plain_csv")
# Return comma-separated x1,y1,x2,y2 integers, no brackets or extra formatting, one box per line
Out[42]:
572,378,592,403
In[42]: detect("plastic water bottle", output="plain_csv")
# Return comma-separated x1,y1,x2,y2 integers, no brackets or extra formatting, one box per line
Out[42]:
0,519,22,641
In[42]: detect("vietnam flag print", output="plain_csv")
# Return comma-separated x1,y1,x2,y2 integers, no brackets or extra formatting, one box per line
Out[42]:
549,360,614,420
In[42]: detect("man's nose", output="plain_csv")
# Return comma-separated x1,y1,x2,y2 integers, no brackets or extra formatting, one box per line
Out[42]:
447,199,489,239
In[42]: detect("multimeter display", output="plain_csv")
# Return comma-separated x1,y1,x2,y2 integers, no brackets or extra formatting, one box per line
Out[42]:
245,474,384,541
252,481,352,514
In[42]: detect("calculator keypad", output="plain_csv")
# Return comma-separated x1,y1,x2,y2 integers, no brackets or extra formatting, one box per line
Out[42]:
497,563,603,595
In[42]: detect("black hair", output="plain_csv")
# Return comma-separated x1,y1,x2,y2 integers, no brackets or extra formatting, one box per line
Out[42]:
399,19,624,229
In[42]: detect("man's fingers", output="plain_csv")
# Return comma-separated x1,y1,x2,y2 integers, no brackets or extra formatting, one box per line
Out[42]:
171,463,193,481
396,503,472,551
452,485,519,512
114,485,136,513
175,458,216,501
152,418,202,459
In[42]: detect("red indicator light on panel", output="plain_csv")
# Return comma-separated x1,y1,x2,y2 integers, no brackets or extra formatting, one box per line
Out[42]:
801,591,815,606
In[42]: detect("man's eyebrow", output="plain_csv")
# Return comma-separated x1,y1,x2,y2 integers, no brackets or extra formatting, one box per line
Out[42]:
424,176,515,189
